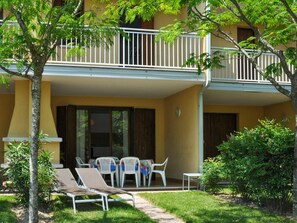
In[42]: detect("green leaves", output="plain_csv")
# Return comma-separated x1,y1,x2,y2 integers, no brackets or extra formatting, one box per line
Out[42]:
0,75,10,89
264,63,283,78
4,135,55,207
285,47,297,67
0,0,118,77
218,119,294,207
201,157,227,193
184,51,224,74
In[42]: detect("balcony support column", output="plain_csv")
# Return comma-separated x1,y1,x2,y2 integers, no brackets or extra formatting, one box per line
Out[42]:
2,80,62,163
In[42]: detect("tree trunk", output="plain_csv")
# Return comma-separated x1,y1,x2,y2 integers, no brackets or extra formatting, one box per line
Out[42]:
29,75,42,223
293,110,297,218
290,76,297,218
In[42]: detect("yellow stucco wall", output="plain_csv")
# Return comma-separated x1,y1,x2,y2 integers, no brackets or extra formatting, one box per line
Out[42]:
40,82,58,137
8,81,29,137
84,0,186,31
204,105,265,130
204,102,295,131
212,25,238,48
154,6,188,30
164,85,201,180
51,96,165,162
4,80,60,163
0,93,14,163
264,101,295,129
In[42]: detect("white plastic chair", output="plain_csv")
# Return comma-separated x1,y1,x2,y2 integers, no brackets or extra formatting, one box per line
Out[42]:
95,157,118,187
148,157,168,187
75,157,91,168
110,156,120,163
119,157,140,188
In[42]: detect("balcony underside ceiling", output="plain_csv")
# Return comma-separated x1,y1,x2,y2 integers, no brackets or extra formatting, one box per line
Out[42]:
204,82,291,106
0,65,291,105
1,65,204,99
45,75,203,98
44,65,205,98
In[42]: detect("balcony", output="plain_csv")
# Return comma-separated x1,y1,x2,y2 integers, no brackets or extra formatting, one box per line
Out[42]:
48,27,202,72
211,47,291,84
1,20,292,85
48,28,291,85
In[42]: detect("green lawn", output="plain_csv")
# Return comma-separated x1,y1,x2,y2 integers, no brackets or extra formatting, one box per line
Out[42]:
0,195,155,223
140,191,297,223
1,192,296,223
53,195,155,223
0,195,17,223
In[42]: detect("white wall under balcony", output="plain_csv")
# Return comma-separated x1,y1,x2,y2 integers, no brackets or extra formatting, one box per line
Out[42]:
204,82,290,106
0,64,205,99
42,65,205,98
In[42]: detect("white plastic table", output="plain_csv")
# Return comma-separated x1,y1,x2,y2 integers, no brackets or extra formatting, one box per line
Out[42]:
182,173,202,191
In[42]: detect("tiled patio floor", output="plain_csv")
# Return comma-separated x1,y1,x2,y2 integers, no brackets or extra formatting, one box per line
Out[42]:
111,178,200,192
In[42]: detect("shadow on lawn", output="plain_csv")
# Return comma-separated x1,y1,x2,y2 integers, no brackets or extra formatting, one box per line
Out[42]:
0,198,17,223
53,195,154,223
185,203,296,223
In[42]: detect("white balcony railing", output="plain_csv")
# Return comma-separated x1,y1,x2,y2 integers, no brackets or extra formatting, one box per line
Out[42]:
48,27,202,71
3,20,293,84
211,47,291,84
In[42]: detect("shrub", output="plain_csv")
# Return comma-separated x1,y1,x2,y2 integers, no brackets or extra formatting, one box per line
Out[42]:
218,119,294,210
4,138,55,207
201,156,226,193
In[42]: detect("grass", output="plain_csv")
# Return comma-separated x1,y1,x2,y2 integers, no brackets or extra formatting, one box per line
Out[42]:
0,195,17,223
1,192,297,223
0,194,155,223
140,191,297,223
53,195,155,223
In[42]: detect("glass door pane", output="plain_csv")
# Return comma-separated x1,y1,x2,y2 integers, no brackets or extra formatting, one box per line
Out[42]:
76,107,130,161
90,110,111,158
112,110,129,158
76,109,89,162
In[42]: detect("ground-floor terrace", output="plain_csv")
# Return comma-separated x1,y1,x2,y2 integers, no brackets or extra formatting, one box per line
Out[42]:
0,67,293,186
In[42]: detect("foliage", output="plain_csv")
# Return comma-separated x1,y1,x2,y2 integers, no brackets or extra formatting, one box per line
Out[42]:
4,138,55,207
184,51,225,74
201,156,226,193
140,191,297,223
0,0,118,76
102,0,297,215
218,119,294,210
0,1,119,221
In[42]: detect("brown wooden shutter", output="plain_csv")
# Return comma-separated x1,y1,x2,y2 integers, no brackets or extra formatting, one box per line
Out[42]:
133,108,155,160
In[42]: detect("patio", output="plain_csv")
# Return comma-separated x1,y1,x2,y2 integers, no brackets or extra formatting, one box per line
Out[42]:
102,177,199,192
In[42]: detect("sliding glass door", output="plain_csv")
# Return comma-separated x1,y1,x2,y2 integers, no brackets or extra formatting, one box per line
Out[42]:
76,110,89,162
76,108,130,161
112,110,129,158
57,106,156,169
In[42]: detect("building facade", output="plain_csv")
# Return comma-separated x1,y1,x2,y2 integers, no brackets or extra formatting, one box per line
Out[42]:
0,1,293,180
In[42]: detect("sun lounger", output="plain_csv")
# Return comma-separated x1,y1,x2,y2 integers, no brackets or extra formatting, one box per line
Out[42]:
54,168,107,213
75,168,135,210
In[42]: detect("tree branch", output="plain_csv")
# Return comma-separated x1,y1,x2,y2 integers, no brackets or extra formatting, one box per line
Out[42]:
73,0,83,17
279,0,297,24
42,9,65,63
190,4,292,97
229,0,293,79
12,8,37,56
0,65,32,80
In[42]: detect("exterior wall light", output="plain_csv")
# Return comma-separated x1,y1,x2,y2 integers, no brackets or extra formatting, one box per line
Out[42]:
175,107,181,117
